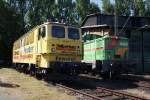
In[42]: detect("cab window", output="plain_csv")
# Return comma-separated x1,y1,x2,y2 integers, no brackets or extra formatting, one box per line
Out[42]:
38,28,41,40
41,26,46,38
52,26,65,38
68,28,80,40
38,26,46,40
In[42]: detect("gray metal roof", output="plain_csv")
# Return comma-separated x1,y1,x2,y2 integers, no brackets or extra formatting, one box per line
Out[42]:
81,13,150,29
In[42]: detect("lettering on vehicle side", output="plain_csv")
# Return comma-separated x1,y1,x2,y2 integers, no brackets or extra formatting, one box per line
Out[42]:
14,54,33,60
18,46,33,54
56,44,76,51
24,46,33,53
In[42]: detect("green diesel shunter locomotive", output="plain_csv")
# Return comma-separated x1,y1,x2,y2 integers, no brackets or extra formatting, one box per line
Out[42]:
83,35,129,78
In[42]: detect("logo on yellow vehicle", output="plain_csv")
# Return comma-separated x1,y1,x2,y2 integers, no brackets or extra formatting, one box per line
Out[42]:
56,44,76,53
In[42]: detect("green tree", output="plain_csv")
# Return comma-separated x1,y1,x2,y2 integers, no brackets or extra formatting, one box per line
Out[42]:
52,0,78,25
25,0,56,29
102,0,114,15
76,0,100,25
89,2,100,15
115,0,131,16
0,0,23,63
132,0,145,16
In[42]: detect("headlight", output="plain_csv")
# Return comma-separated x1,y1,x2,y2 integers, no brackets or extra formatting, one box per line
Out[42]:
51,48,56,52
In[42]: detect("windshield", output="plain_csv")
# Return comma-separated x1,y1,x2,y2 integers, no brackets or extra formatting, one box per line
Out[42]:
68,28,80,40
52,26,65,38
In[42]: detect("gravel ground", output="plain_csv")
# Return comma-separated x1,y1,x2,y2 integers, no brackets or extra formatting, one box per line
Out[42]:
0,67,76,100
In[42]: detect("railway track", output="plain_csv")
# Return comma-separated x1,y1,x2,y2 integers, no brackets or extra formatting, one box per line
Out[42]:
55,83,150,100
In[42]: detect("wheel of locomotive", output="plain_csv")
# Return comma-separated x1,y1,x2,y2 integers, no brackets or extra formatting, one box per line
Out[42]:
25,64,30,74
44,68,51,81
24,64,30,74
29,65,36,76
20,64,25,73
35,68,43,80
22,64,28,74
17,64,22,72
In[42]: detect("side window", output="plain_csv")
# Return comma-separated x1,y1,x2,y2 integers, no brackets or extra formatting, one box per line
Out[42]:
41,26,46,38
20,40,22,48
38,26,46,40
52,26,65,38
68,28,80,40
38,28,41,40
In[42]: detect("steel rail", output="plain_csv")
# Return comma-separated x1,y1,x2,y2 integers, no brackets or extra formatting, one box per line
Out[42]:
57,84,104,100
56,83,149,100
97,87,150,100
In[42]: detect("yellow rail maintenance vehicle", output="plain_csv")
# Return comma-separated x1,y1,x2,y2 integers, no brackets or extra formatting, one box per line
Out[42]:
13,22,82,78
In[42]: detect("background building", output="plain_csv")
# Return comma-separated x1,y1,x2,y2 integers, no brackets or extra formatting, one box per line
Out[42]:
81,13,150,74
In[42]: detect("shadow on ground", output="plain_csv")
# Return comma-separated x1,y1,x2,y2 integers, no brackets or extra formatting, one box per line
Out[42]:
0,81,20,88
48,75,146,91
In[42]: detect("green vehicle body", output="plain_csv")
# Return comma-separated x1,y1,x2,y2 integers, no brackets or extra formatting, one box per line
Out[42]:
83,35,129,77
83,36,128,61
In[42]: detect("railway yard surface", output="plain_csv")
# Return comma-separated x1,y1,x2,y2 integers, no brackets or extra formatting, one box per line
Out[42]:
0,67,76,100
0,67,150,100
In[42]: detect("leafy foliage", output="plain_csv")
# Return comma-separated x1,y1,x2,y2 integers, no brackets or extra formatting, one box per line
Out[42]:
131,0,145,16
102,0,114,15
76,0,100,25
115,0,131,16
0,0,150,64
0,0,23,63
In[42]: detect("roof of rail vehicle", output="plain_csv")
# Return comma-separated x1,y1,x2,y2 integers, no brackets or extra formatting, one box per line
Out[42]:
41,22,79,28
14,22,79,44
84,35,128,44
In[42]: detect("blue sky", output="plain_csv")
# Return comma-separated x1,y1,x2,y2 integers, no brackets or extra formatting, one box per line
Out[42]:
91,0,114,10
91,0,102,9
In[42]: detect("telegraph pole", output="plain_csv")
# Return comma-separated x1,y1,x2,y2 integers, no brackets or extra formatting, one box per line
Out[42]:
114,0,118,36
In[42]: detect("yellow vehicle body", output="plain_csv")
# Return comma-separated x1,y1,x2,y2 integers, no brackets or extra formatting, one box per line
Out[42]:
13,22,82,70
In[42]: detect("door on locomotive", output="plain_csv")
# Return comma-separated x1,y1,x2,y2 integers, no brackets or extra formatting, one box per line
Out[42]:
37,26,46,54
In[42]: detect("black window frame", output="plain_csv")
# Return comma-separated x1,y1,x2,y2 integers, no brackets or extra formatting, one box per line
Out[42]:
52,26,65,38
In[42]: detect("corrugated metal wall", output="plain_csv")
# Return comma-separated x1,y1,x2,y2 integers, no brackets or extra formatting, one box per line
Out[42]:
129,31,143,73
97,15,132,28
143,31,150,73
121,30,150,73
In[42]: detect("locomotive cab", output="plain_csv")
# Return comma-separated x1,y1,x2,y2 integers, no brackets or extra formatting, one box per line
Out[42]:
36,23,83,74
